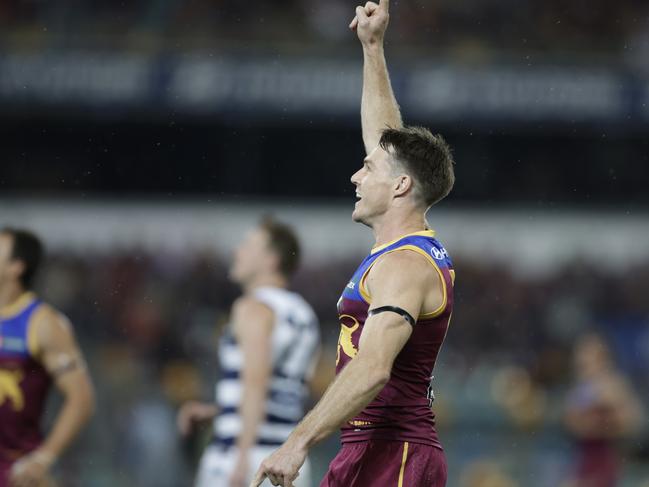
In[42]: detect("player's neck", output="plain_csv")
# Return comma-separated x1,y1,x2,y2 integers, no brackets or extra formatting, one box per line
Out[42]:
243,273,287,294
371,210,428,248
0,282,26,312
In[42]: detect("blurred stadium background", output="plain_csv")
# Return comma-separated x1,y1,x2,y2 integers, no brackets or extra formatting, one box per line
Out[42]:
1,1,649,486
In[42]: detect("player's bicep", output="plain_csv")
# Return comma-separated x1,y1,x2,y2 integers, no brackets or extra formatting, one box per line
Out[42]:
32,309,91,392
357,252,428,367
365,251,429,321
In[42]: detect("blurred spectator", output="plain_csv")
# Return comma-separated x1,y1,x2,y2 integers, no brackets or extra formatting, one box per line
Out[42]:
0,0,646,55
563,333,644,487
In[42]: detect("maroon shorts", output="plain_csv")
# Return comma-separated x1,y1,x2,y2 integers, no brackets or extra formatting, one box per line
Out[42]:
320,440,447,487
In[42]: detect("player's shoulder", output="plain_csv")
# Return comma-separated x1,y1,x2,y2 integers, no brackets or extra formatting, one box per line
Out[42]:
368,249,437,292
28,303,76,356
31,302,72,331
375,246,436,275
232,295,274,321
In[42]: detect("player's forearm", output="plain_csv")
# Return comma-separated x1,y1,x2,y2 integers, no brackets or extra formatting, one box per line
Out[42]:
361,44,403,154
288,356,389,449
40,378,95,460
236,381,269,452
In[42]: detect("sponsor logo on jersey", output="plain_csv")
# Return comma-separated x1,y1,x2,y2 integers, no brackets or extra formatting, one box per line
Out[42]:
346,281,355,290
0,337,25,352
430,246,449,260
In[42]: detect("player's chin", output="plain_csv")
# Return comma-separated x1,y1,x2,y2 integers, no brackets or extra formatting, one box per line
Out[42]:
351,209,370,226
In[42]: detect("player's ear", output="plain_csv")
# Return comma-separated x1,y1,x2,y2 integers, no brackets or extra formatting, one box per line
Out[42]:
394,174,413,197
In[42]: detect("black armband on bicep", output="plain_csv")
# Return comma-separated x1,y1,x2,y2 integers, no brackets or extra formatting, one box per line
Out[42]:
368,306,416,327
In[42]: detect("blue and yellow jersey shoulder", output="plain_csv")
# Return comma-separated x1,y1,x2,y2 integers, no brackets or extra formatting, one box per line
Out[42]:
339,229,455,317
0,292,42,359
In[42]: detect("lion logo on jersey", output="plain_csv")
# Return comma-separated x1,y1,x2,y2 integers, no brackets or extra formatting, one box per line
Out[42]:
0,369,24,411
336,315,360,365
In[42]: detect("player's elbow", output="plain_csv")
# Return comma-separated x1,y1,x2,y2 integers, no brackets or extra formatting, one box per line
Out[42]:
371,367,391,388
69,376,96,422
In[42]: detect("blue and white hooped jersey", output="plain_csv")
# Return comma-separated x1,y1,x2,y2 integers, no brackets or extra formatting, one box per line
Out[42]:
213,287,320,448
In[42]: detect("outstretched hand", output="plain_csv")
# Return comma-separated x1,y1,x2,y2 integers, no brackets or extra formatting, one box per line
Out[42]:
249,441,307,487
349,0,390,47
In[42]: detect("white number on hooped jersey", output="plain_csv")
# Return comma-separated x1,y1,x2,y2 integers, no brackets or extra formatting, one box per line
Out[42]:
430,246,449,261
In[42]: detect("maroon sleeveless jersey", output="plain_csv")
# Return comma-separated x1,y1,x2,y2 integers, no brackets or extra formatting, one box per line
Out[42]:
336,230,454,448
0,293,51,481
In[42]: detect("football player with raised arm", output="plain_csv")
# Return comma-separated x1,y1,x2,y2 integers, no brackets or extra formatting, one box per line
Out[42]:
251,1,456,486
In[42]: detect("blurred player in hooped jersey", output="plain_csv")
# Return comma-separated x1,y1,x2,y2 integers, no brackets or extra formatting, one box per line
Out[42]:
0,228,95,487
252,1,455,486
177,217,320,487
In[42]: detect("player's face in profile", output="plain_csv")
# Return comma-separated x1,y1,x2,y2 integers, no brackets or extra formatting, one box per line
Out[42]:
230,227,273,284
350,146,398,226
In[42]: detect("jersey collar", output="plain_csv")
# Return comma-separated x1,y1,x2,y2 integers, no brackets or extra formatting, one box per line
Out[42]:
371,229,436,255
0,292,36,318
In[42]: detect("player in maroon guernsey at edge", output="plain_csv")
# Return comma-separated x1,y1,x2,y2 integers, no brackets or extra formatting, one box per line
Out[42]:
252,1,456,486
0,229,95,487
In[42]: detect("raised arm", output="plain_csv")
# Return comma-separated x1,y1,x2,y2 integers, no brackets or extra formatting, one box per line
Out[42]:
350,0,403,154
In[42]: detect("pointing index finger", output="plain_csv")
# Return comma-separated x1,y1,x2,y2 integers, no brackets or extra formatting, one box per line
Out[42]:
249,471,266,487
379,0,389,13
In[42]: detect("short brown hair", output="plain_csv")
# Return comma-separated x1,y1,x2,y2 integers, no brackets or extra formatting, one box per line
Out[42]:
1,227,44,289
379,126,455,207
259,216,301,277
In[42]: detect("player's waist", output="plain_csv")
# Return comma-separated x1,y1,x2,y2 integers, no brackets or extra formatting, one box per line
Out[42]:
340,406,437,437
340,428,443,449
0,442,40,464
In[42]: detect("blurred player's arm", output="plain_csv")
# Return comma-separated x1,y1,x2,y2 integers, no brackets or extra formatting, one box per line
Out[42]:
251,252,439,486
11,306,95,487
609,376,645,435
177,401,219,436
231,297,274,487
351,0,402,154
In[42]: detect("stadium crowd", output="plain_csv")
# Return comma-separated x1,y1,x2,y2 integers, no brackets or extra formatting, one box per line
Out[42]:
0,0,648,55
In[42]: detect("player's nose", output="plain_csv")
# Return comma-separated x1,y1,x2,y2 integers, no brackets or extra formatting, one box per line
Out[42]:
350,168,362,186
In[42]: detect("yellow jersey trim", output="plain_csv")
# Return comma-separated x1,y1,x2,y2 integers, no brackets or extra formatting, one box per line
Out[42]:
26,309,42,358
398,441,409,487
371,229,436,255
359,245,448,318
0,292,36,318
